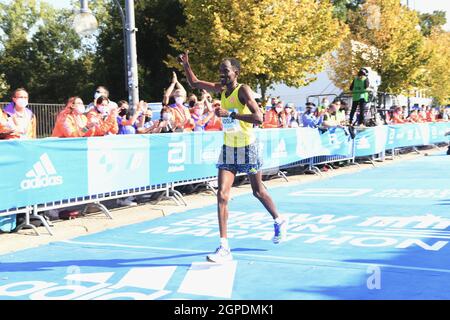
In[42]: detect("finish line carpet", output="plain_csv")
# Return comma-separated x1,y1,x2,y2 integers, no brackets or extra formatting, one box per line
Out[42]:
1,152,449,300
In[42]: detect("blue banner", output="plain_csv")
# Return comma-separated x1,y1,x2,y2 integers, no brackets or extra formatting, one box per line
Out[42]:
148,132,222,185
355,126,388,157
0,138,88,210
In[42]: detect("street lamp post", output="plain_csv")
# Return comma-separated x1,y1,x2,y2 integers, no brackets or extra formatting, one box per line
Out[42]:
73,0,139,111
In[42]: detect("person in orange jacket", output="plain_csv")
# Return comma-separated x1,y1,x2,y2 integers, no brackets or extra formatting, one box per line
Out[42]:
162,71,195,132
262,102,286,128
205,99,223,131
0,88,36,139
86,95,119,136
52,96,97,138
391,106,406,124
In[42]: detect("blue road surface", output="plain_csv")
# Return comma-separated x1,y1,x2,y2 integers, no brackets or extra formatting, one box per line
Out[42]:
1,152,450,300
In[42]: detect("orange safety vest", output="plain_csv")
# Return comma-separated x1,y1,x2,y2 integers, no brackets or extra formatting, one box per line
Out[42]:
171,105,194,131
52,110,95,138
262,109,286,128
86,110,119,136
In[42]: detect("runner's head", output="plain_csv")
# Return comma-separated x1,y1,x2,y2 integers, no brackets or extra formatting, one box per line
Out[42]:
219,58,240,86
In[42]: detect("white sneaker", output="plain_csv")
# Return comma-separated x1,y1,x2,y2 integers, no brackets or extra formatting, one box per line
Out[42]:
206,246,233,263
273,217,289,244
116,196,137,207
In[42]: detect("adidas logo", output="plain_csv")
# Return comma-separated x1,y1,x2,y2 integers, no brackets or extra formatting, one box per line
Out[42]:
20,153,63,190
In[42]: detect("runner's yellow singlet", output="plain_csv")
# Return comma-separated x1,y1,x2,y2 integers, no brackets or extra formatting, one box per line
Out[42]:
220,84,255,147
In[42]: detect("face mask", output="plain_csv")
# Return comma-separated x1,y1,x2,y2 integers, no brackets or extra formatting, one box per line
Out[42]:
275,107,283,113
76,105,85,114
15,98,28,109
145,116,152,123
94,92,102,100
119,109,127,117
189,100,196,108
97,105,108,115
175,97,184,106
162,113,172,121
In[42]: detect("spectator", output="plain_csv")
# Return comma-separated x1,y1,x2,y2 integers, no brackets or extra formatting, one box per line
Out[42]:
284,102,299,128
301,102,319,128
52,96,97,138
445,130,450,155
87,85,118,112
136,106,157,134
116,100,145,135
335,100,348,125
152,106,181,133
322,103,344,129
349,68,370,126
188,93,198,108
205,99,223,131
318,97,330,113
262,101,286,128
86,96,119,136
0,88,36,139
392,106,406,124
426,106,437,122
407,108,423,123
191,102,213,132
163,72,194,131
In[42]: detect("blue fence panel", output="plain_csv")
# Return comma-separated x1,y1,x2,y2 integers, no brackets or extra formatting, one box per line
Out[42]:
1,123,450,211
355,126,388,157
148,132,222,185
0,137,89,209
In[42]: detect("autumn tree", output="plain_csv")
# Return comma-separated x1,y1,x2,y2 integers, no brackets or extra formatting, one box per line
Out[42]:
0,0,94,102
169,0,348,100
328,0,429,95
423,29,450,105
418,10,447,37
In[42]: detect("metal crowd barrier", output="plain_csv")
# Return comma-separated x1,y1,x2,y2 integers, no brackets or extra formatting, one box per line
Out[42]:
2,123,448,236
0,102,64,138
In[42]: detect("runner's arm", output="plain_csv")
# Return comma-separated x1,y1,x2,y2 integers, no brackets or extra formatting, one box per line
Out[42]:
179,51,222,93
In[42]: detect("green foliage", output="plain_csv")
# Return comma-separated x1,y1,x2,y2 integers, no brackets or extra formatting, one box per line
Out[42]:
418,10,447,37
170,0,348,99
93,0,185,102
329,0,430,95
0,0,94,103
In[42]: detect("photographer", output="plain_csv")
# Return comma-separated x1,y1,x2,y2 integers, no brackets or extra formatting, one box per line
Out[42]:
349,68,370,126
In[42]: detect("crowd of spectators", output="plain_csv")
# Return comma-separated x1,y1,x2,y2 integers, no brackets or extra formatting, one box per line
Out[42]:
1,79,450,213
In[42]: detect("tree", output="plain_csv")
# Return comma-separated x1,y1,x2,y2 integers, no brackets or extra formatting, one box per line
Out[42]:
328,0,429,95
423,29,450,105
93,0,185,102
418,10,447,37
169,0,348,100
331,0,365,22
0,0,94,103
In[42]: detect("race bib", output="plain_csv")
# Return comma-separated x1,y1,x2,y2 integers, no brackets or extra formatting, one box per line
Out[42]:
222,109,240,132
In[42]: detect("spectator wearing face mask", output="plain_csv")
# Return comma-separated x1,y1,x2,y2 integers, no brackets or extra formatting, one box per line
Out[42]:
191,102,214,132
116,100,146,135
262,101,286,128
136,106,157,134
162,72,195,131
284,102,299,128
205,99,223,131
86,96,119,136
152,106,181,133
86,86,118,113
52,96,97,138
0,88,36,139
301,102,319,128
